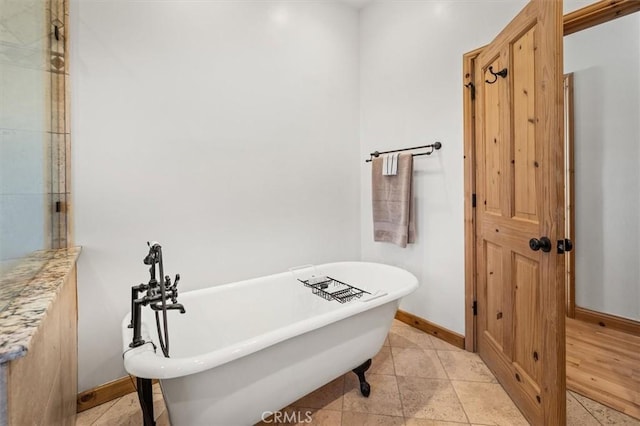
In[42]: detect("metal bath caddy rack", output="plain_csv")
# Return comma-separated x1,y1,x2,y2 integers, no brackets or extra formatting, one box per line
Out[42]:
298,276,370,303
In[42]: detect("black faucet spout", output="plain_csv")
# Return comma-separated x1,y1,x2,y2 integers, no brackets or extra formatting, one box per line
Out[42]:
166,303,186,314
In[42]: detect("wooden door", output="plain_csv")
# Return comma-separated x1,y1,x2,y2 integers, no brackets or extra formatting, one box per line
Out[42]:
474,0,565,424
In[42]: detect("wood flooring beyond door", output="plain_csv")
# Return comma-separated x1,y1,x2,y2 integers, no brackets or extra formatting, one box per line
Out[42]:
566,317,640,420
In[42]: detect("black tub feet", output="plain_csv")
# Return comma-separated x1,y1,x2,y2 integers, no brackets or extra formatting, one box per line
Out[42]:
352,358,372,397
136,377,155,426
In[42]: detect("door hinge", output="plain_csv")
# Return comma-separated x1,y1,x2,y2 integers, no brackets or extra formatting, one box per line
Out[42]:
464,82,475,100
472,301,477,316
471,193,476,208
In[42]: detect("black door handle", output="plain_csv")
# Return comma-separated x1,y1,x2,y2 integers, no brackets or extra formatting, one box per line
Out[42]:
529,237,552,252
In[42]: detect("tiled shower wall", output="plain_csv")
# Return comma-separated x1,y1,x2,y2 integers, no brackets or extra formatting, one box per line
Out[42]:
0,0,71,261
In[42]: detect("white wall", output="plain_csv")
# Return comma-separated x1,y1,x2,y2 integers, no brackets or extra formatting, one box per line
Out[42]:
564,13,640,321
71,0,360,392
359,0,527,335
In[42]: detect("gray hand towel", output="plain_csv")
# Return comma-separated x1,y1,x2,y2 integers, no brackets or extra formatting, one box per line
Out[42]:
371,153,415,247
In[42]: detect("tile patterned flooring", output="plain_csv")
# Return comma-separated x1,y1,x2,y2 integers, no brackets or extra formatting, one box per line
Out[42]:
77,320,640,425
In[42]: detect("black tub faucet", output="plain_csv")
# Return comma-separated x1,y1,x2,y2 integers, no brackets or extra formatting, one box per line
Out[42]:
129,242,186,356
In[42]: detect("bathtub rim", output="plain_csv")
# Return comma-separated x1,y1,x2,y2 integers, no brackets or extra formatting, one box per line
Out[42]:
122,261,418,379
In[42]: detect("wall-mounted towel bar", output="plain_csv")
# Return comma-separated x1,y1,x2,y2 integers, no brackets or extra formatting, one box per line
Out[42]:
365,142,442,163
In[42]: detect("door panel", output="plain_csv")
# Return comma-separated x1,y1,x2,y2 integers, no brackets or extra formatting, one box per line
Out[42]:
485,241,504,351
512,27,538,222
512,253,541,385
474,0,565,424
483,60,503,216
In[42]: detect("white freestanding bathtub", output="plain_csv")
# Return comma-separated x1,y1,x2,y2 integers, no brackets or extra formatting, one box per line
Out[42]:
122,262,418,425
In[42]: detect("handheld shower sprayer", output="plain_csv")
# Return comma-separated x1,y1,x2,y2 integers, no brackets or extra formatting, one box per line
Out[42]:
143,241,161,265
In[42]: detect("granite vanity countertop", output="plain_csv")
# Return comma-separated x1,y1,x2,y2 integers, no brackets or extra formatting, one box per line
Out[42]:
0,247,81,363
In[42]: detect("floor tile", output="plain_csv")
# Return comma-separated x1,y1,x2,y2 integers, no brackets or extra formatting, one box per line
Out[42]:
451,381,528,426
571,392,640,425
156,409,171,426
397,376,468,423
291,375,345,411
392,347,447,379
75,399,119,426
392,319,412,330
566,392,599,426
405,420,469,426
388,331,421,349
370,346,395,375
85,390,164,426
342,411,405,425
93,392,142,426
437,350,497,383
257,407,341,426
388,326,434,350
294,408,342,426
76,322,638,426
153,382,162,394
429,336,463,352
344,373,403,417
153,391,166,420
